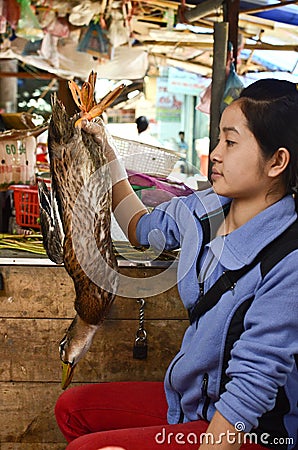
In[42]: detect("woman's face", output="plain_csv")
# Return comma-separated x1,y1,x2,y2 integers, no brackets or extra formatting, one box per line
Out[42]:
210,101,270,200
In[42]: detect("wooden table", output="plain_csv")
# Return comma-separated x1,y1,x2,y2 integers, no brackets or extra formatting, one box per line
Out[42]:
0,251,188,449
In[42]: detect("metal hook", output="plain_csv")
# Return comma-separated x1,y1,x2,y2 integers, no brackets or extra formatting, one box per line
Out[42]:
137,298,145,308
133,298,148,359
137,298,145,331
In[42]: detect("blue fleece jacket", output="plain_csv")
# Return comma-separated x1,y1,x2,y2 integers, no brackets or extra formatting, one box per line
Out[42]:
136,188,298,449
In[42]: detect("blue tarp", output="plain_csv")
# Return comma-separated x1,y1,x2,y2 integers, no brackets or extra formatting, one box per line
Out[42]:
240,0,298,26
241,49,298,73
184,0,298,26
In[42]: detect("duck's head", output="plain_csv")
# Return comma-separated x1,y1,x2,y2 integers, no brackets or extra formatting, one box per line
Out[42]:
59,315,99,389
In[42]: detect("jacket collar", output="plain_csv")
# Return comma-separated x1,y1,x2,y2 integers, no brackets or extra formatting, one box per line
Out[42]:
209,195,297,270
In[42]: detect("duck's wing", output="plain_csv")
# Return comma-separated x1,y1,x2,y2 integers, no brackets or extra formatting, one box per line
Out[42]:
38,180,64,264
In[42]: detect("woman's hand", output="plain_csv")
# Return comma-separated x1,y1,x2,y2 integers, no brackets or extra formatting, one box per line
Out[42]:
80,119,128,185
80,118,120,163
199,411,243,450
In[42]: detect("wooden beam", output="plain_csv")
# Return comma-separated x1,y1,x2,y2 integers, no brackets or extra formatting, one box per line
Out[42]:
245,42,298,51
138,0,180,10
238,16,275,30
140,40,298,51
0,71,59,79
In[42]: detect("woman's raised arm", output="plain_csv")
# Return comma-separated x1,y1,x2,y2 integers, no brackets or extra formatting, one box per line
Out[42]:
80,119,148,246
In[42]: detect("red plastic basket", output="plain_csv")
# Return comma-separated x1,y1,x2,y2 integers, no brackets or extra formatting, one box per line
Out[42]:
11,185,40,230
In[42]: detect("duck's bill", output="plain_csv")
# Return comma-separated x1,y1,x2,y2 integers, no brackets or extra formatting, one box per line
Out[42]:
61,361,75,390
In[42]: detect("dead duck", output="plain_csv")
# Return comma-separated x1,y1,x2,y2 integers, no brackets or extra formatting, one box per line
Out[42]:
39,72,125,388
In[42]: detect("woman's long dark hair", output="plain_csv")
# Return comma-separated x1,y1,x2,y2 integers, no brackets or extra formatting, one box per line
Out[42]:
238,79,298,210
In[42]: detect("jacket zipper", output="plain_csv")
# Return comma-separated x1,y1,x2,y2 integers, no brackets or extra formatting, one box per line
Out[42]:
198,250,217,294
168,353,185,423
201,373,211,420
178,394,184,423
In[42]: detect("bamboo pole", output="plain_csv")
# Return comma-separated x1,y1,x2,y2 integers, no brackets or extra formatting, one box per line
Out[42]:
184,0,224,21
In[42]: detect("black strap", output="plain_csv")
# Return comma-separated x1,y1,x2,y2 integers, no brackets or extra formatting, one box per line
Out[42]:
261,220,298,277
189,262,258,324
194,204,231,278
189,218,298,325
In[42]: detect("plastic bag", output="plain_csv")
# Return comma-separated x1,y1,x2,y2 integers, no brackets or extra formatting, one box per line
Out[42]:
22,38,42,55
45,17,69,38
221,62,243,112
69,1,99,27
127,171,194,195
77,22,110,59
107,10,129,48
196,82,212,114
39,33,59,67
16,0,43,41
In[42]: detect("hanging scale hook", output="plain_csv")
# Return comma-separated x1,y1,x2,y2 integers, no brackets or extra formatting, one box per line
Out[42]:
133,298,148,360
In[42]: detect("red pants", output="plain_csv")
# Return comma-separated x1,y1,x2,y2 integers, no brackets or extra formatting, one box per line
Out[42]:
55,381,268,450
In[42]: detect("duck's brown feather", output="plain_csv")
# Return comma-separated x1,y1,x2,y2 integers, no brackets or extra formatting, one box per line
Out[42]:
47,93,119,324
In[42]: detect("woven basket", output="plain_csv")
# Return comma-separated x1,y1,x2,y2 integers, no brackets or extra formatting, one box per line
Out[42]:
112,136,180,178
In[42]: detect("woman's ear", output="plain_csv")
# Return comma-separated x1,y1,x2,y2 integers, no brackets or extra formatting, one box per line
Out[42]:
268,147,290,178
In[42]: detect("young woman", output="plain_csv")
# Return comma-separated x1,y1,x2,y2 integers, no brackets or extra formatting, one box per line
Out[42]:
55,79,298,450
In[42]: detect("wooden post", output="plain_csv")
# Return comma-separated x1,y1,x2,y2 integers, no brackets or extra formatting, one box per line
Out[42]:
224,0,240,70
0,60,18,112
208,22,229,178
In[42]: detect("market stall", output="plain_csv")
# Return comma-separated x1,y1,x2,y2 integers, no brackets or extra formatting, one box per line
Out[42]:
0,247,188,448
0,1,297,448
0,102,191,448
